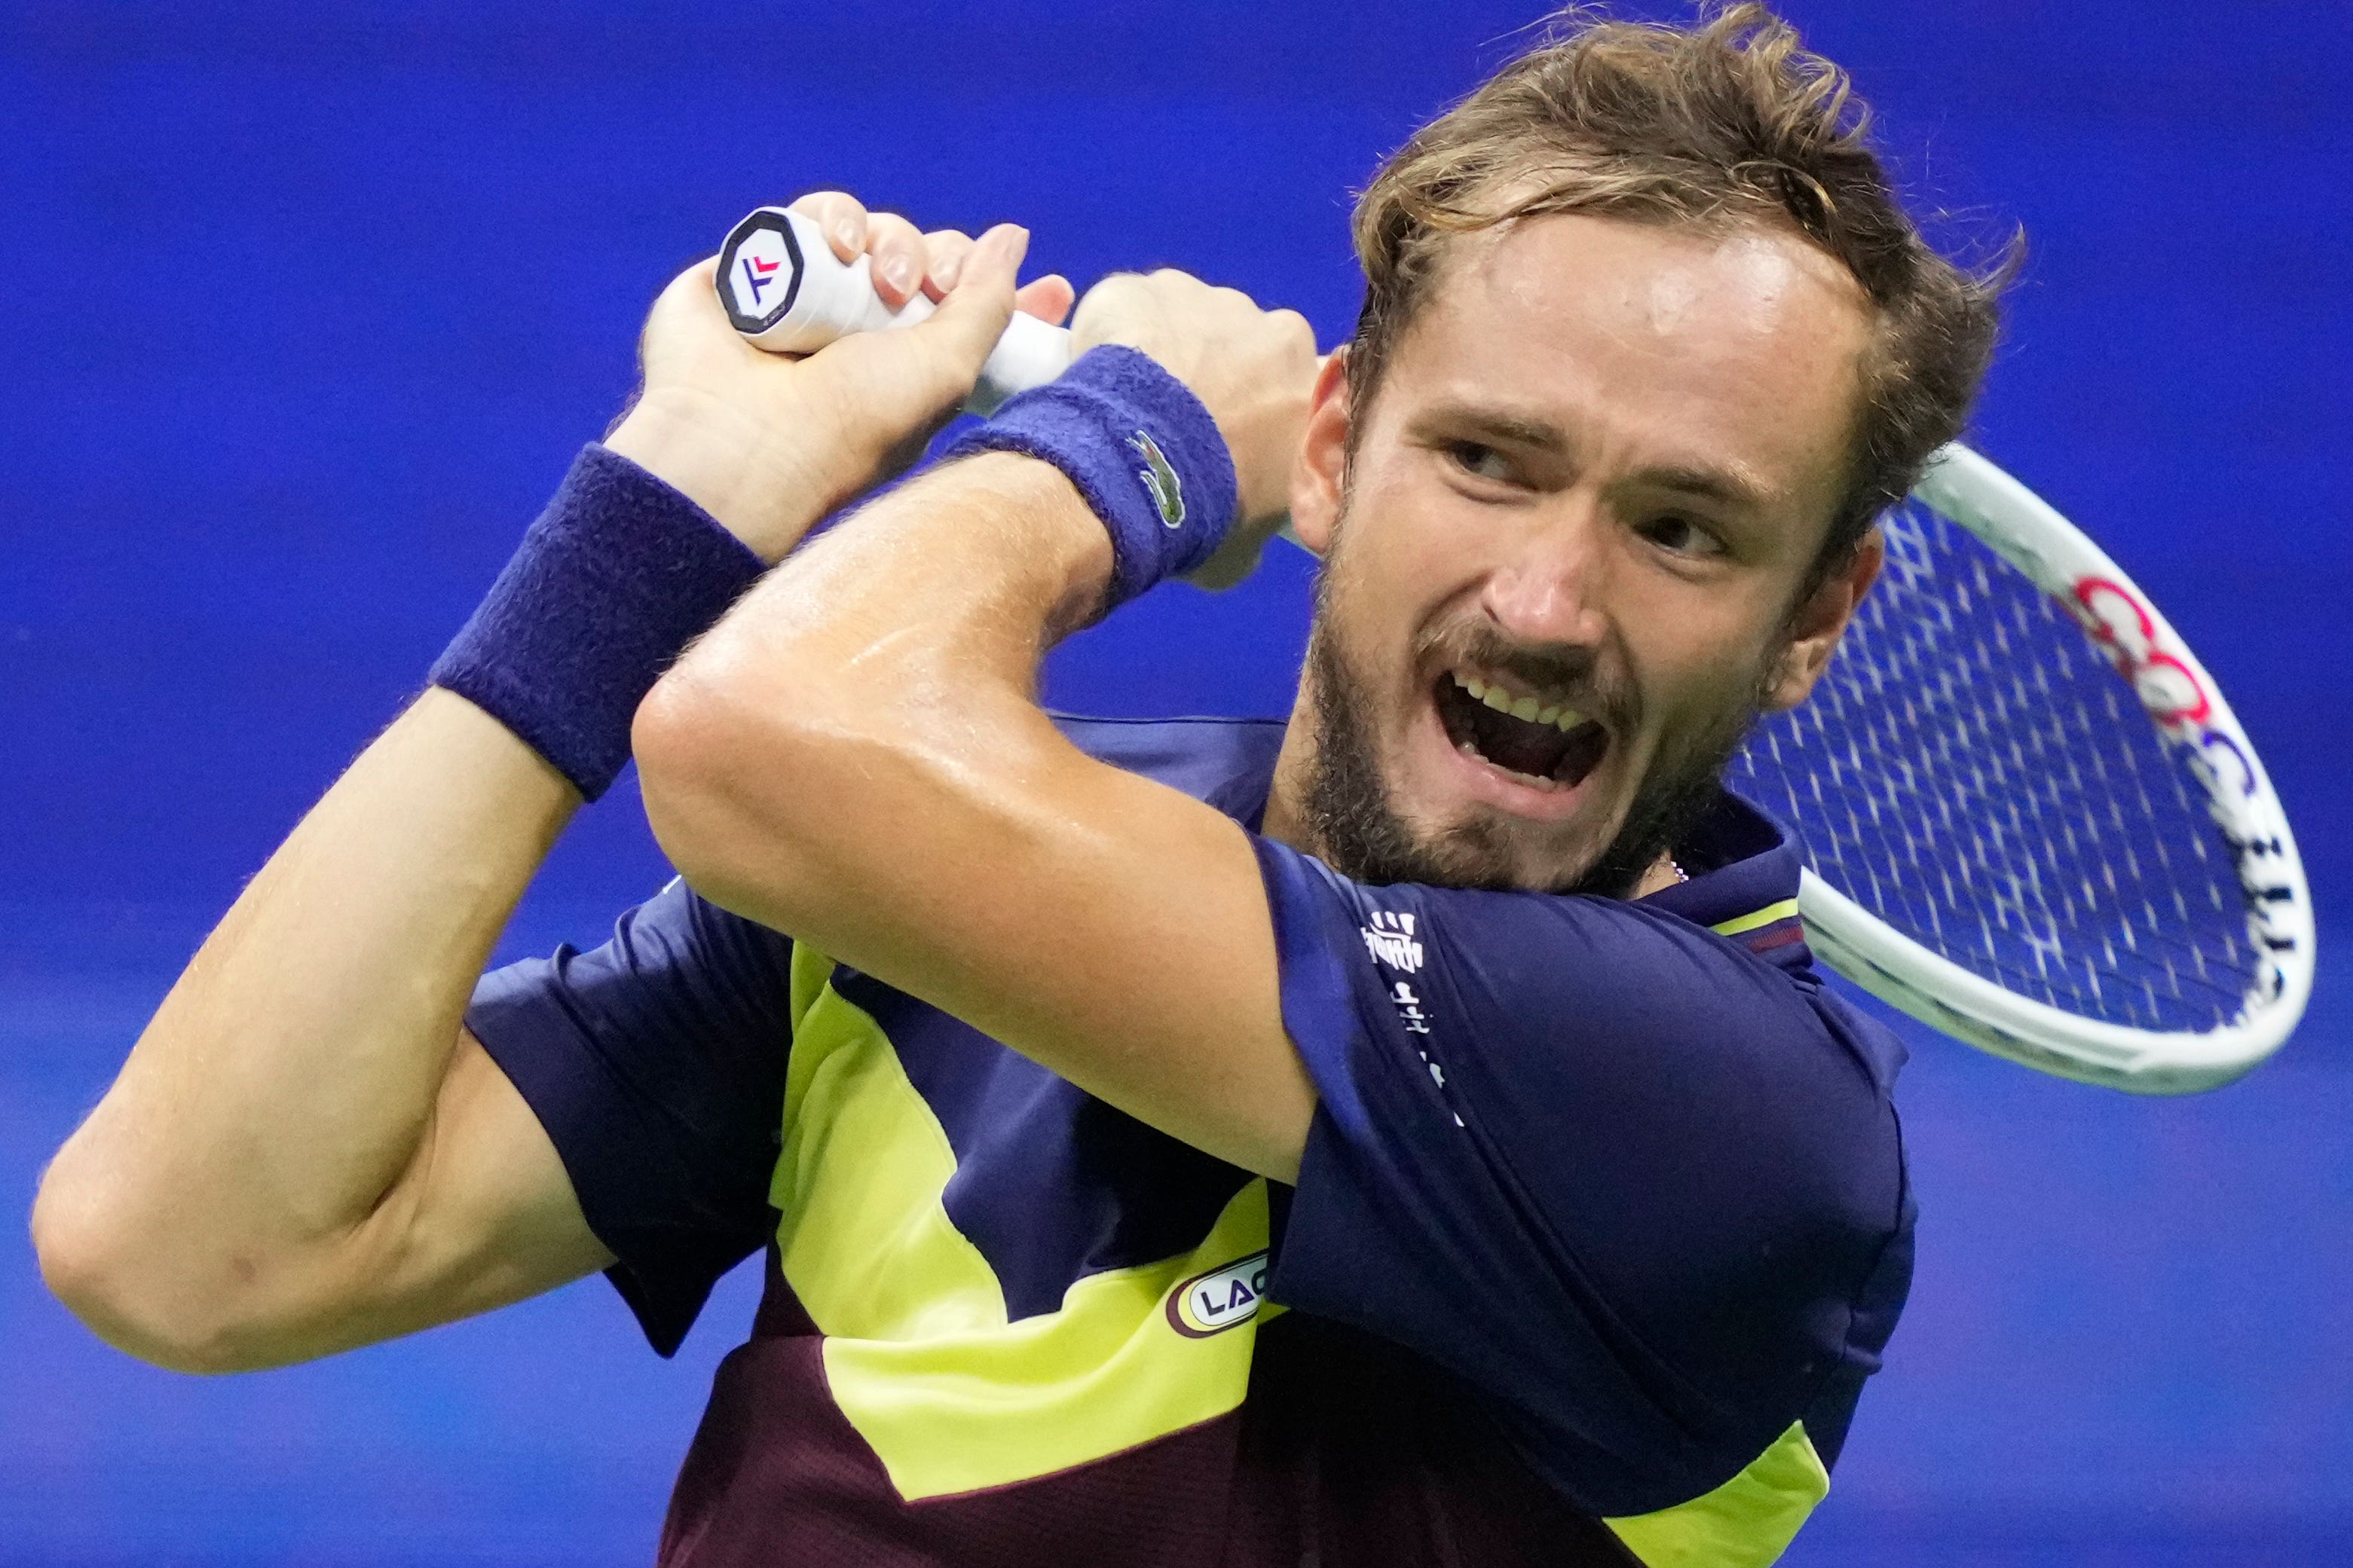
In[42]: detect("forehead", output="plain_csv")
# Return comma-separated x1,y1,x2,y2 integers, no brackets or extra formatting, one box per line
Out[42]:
1387,212,1873,506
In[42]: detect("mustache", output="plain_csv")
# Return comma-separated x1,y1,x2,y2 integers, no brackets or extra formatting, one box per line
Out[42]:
1414,620,1641,735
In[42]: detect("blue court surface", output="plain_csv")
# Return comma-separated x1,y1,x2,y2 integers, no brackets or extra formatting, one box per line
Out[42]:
5,2,2348,1563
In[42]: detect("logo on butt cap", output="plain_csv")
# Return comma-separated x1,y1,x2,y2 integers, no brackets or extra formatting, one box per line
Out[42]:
718,209,805,332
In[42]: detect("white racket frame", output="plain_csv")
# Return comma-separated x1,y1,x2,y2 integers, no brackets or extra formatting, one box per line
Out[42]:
718,212,2314,1091
1797,445,2314,1092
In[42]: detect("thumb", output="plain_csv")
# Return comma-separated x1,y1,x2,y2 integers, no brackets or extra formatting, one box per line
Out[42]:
916,222,1027,372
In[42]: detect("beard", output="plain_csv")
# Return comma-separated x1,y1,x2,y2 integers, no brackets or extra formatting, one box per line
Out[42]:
1295,573,1767,899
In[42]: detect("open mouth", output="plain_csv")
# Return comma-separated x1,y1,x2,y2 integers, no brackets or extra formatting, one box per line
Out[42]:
1434,670,1611,793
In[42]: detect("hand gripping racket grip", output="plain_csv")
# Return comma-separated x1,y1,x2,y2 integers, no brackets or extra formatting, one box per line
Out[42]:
717,206,1072,415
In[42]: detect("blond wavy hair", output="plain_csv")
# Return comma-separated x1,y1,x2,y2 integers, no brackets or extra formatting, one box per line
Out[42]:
1349,3,2015,579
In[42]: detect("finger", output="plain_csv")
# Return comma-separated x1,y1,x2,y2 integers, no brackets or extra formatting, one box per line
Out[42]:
641,254,724,344
672,253,721,296
919,222,1027,370
788,191,867,262
1014,273,1076,326
864,211,929,308
922,229,977,301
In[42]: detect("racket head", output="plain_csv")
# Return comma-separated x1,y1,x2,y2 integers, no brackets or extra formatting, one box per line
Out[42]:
1730,445,2313,1092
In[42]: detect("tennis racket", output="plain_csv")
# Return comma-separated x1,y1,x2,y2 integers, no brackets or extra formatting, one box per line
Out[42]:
715,205,2315,1093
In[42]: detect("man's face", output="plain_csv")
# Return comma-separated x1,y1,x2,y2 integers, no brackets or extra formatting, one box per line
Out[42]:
1282,212,1880,894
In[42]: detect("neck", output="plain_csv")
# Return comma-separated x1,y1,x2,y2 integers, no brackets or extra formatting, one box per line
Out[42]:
1259,701,1321,855
1626,852,1687,899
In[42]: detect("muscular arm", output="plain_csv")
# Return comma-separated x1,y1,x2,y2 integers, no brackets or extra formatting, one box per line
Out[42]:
32,194,1060,1372
32,692,611,1372
635,284,1323,1179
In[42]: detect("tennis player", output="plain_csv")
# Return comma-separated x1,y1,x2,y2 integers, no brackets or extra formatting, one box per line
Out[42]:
36,8,2003,1565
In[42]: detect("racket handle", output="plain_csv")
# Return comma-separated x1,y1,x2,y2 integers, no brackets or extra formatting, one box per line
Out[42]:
716,206,1073,416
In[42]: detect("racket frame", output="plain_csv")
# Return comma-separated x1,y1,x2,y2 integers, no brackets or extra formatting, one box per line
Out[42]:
1792,445,2314,1092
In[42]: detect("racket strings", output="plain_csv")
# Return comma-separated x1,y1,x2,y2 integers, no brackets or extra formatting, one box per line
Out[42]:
1728,503,2257,1033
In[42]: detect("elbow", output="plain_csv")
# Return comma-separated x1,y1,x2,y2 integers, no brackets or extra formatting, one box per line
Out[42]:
634,662,757,899
635,628,970,934
32,1149,271,1376
634,653,838,919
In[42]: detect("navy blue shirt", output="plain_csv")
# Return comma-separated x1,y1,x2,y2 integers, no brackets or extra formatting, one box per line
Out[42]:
469,716,1913,1566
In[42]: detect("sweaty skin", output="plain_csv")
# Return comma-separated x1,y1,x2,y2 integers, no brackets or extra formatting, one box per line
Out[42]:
32,195,1878,1375
1267,215,1880,893
626,209,1882,1179
31,204,1072,1373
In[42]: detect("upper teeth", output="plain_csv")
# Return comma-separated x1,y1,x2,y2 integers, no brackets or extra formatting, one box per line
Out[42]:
1455,672,1586,732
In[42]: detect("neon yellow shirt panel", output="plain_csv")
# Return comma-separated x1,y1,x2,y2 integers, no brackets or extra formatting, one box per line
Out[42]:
1604,1420,1830,1568
776,946,1828,1551
773,958,1279,1502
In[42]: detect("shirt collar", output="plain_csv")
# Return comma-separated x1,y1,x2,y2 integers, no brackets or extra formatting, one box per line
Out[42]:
1639,790,1812,970
1071,716,1813,974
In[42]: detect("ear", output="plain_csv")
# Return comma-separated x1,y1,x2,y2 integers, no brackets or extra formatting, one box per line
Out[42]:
1287,349,1355,558
1761,526,1883,711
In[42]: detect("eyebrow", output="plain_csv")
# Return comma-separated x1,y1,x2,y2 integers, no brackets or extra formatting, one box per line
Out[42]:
1642,463,1770,512
1415,400,1772,513
1419,403,1568,454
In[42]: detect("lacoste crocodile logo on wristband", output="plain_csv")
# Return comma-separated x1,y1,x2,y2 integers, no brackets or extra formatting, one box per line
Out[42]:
1127,429,1185,529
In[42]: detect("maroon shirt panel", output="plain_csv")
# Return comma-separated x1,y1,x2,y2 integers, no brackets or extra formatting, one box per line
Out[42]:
656,1252,1640,1568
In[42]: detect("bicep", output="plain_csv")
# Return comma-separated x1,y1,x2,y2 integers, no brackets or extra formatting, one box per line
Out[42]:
636,456,1313,1180
848,739,1316,1181
669,701,1315,1181
320,1029,613,1358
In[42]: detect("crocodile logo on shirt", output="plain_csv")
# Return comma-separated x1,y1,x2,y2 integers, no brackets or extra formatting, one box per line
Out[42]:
1127,430,1185,528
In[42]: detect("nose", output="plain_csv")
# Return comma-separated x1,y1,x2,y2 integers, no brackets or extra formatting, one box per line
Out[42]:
1478,490,1611,652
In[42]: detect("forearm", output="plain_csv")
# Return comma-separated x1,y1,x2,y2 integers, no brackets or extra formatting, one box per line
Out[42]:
35,690,577,1348
637,451,1312,1177
639,451,1112,928
35,202,1051,1365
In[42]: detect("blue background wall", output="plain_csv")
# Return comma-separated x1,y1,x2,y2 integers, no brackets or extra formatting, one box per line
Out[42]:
3,2,2348,1562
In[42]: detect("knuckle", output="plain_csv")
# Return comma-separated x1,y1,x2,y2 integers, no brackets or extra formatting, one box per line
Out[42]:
792,191,867,256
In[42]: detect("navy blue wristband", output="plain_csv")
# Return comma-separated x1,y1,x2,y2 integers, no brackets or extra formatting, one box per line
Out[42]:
937,344,1239,607
430,444,766,802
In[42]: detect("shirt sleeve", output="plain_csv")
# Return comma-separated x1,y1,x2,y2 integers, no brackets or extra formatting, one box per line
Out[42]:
467,876,795,1355
1250,837,1907,1517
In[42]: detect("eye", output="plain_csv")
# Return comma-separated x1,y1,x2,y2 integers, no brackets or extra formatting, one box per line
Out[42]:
1446,441,1516,484
1637,513,1726,558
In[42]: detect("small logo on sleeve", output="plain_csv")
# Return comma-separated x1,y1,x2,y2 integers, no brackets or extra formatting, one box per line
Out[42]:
1388,978,1433,1036
1127,430,1186,528
1362,914,1461,1126
1359,909,1423,972
1165,1251,1270,1337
